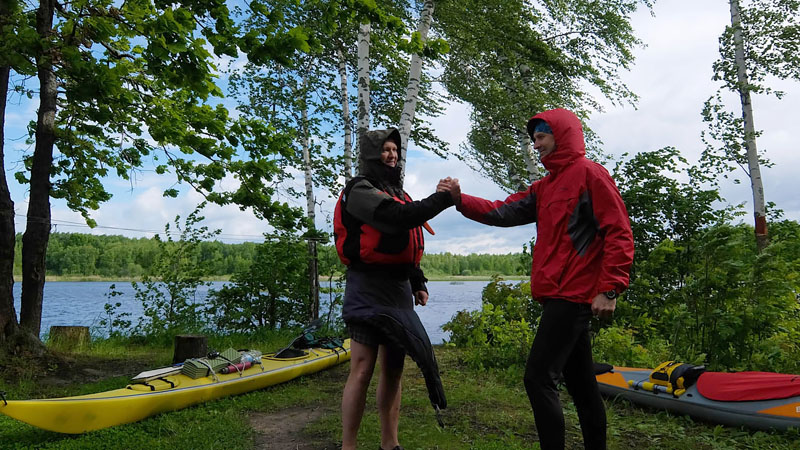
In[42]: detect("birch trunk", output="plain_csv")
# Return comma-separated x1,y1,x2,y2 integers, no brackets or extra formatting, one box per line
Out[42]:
729,0,768,251
356,22,371,169
301,76,319,319
20,0,57,338
338,48,353,182
508,167,525,192
519,132,540,182
397,0,435,182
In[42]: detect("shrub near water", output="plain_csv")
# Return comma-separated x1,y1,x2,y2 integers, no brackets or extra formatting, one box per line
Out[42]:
591,325,671,369
446,222,800,376
616,221,800,373
443,276,538,369
443,277,670,370
206,237,311,332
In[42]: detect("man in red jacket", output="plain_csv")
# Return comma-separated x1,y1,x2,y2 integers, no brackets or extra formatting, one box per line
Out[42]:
439,108,634,450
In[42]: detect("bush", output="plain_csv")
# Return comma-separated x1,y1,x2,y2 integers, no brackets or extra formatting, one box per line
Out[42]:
205,237,311,333
131,208,218,339
591,325,672,368
443,277,537,369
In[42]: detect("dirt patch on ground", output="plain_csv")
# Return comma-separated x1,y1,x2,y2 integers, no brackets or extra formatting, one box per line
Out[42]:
248,406,339,450
37,355,153,386
0,349,155,394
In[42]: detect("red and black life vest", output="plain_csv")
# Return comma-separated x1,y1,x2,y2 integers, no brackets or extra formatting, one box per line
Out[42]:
333,178,424,268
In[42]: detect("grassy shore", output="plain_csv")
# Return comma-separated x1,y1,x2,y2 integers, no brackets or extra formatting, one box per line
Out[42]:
424,274,528,282
1,336,798,449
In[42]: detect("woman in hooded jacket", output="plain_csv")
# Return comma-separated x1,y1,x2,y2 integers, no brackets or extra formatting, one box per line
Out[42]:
334,129,453,450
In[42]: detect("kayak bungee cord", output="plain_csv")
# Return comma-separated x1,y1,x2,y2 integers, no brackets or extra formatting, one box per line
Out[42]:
209,351,245,377
192,358,219,382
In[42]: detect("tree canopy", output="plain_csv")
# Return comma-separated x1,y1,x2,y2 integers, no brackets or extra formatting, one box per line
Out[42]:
433,0,651,190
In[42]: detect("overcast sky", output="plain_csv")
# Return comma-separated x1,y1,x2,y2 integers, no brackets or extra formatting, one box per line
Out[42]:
5,0,799,254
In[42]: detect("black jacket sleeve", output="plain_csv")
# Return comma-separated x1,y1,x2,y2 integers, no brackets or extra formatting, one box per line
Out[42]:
409,266,428,293
373,191,454,229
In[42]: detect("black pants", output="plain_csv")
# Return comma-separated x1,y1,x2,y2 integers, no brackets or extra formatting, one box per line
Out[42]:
523,298,606,450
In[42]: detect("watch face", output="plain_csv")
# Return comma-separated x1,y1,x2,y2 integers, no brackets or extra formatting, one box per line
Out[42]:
605,290,617,299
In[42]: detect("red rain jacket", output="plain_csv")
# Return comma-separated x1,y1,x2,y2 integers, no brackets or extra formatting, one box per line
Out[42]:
458,108,634,304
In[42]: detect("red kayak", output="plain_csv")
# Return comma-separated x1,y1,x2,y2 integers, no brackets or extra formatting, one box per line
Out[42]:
595,361,800,430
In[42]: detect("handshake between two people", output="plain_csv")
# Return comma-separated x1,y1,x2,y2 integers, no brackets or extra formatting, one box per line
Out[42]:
436,177,462,207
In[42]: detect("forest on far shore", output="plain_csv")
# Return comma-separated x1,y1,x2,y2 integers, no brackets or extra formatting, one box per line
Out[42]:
11,232,528,279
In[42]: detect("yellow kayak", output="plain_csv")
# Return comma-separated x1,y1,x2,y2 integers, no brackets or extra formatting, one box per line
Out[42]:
0,339,351,434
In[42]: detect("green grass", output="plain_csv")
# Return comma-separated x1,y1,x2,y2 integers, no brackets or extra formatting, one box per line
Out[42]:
1,342,799,449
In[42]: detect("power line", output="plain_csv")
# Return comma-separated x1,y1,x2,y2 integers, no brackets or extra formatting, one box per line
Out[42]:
12,213,330,242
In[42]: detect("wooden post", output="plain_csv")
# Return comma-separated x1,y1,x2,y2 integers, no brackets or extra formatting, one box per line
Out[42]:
173,334,208,364
48,326,90,350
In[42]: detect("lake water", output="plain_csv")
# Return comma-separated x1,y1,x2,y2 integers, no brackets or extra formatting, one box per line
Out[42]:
11,280,490,344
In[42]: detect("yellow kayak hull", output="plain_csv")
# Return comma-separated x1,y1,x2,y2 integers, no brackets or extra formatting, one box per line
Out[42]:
0,340,351,434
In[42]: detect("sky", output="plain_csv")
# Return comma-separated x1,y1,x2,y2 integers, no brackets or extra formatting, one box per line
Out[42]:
4,1,799,255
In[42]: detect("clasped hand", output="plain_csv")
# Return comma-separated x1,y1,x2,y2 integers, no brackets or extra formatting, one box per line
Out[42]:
436,177,461,205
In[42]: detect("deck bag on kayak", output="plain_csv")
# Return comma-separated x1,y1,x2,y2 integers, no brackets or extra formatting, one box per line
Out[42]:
272,337,346,359
290,333,346,352
274,319,321,358
272,319,347,359
649,361,706,396
181,348,241,379
696,371,800,402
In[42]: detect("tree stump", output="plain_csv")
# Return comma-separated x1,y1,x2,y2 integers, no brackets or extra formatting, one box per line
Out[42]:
48,326,90,350
173,334,208,364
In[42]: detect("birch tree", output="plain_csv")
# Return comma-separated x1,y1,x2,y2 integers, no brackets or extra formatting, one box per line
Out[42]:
285,2,442,183
433,0,650,190
338,48,354,182
702,0,800,252
353,0,449,181
230,54,336,318
396,0,434,180
231,1,426,316
231,0,355,318
356,22,372,154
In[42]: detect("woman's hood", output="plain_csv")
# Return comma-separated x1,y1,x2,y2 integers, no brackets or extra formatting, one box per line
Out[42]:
358,128,403,192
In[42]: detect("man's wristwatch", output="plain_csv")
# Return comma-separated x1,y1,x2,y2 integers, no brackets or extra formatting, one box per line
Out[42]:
603,290,618,300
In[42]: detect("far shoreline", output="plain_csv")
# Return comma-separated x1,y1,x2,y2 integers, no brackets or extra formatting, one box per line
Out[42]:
22,274,529,283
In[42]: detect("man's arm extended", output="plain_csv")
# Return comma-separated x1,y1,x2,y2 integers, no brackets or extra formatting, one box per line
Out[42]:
440,177,538,227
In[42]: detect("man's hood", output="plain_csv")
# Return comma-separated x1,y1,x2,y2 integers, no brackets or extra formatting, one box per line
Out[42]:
527,108,585,174
358,128,403,192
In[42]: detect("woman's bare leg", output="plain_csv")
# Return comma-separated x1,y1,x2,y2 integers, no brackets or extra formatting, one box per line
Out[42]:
377,345,405,450
342,340,379,450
